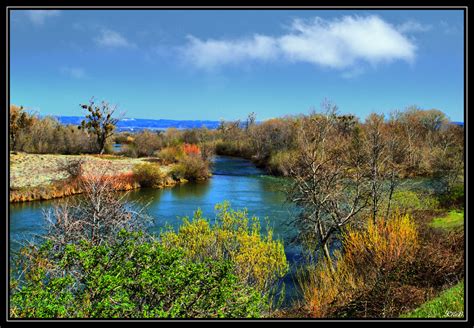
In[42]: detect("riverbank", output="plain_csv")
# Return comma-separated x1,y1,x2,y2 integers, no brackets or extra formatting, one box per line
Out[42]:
9,154,464,317
9,152,184,203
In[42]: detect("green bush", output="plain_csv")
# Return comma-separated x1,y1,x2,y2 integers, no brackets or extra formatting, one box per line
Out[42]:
172,155,210,181
132,163,165,188
161,201,289,293
10,231,266,318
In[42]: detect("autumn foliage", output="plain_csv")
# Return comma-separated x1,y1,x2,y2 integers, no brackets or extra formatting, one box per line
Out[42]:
183,143,201,156
298,213,419,318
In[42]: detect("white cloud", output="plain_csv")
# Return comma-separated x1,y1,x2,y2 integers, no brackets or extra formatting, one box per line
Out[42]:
61,67,86,79
181,15,417,72
95,29,134,48
26,10,60,25
397,20,432,33
184,34,278,70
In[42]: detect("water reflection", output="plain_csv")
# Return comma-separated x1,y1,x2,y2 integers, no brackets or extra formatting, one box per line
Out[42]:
170,180,211,199
10,156,297,248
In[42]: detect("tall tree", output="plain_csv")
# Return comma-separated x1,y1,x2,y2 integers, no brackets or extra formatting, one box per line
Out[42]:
79,98,119,154
364,113,387,224
286,104,369,270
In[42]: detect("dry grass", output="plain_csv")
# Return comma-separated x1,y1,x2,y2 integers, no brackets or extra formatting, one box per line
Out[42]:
9,152,176,202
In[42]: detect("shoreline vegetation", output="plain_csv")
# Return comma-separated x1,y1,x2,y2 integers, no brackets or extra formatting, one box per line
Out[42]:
9,152,200,203
9,101,464,318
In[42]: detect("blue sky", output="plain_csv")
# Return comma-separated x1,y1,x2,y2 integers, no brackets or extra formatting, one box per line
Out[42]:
10,9,465,122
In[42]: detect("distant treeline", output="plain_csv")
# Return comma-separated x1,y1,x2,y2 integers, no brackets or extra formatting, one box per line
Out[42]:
10,103,464,192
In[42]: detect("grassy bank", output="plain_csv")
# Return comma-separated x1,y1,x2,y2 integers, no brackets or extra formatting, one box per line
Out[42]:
430,210,464,230
400,280,464,318
9,152,181,202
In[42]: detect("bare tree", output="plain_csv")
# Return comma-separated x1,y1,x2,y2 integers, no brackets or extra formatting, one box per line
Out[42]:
245,112,257,132
44,166,151,248
383,113,410,219
286,103,370,271
363,114,388,224
430,123,464,194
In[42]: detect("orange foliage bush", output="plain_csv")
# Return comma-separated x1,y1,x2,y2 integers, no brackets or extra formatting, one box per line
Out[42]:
183,143,201,156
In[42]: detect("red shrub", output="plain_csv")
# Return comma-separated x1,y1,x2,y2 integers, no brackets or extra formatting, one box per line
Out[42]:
183,143,201,156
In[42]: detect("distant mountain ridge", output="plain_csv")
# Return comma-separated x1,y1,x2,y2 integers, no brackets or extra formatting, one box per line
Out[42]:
54,116,221,131
52,115,464,132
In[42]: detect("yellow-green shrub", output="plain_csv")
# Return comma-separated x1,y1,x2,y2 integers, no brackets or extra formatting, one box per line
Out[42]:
156,146,183,164
161,201,289,293
298,212,419,317
132,163,165,188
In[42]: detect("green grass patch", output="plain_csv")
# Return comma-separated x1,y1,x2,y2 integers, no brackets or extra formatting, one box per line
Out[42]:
430,210,464,230
400,280,464,318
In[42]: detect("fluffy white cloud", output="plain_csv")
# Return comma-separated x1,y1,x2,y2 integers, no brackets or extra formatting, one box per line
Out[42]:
181,15,418,72
26,10,60,25
184,34,278,69
95,29,133,48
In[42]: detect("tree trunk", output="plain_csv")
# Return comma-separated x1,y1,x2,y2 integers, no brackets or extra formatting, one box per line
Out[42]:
11,135,16,151
318,221,335,274
323,242,334,273
385,171,395,220
98,134,105,155
372,166,378,225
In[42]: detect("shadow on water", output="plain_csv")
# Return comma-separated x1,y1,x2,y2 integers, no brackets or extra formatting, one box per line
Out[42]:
170,180,211,199
211,155,265,176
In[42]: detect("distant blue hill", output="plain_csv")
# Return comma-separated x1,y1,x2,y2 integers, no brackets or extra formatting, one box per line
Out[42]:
54,116,221,132
51,115,465,131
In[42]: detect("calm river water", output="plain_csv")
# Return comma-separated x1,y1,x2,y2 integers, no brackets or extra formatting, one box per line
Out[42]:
9,155,303,303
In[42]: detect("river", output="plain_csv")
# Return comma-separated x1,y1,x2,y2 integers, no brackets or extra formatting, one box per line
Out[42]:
9,155,303,304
